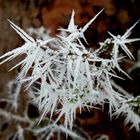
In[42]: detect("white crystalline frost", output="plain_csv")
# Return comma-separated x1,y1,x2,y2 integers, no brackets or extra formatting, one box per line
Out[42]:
0,10,140,130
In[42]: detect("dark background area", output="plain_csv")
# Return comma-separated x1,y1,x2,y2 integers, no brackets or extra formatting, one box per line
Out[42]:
0,0,140,140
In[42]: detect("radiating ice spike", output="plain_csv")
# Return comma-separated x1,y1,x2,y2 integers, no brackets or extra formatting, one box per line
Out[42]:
81,9,104,33
7,19,35,43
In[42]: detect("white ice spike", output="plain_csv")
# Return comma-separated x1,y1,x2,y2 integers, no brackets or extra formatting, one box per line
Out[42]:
7,19,35,43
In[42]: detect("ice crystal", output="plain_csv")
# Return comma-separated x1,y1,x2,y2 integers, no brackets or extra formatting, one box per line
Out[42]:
0,10,140,130
114,98,140,131
108,21,140,60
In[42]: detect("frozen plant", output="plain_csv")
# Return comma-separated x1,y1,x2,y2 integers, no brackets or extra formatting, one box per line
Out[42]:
0,10,140,131
12,125,24,140
0,80,22,111
0,108,85,140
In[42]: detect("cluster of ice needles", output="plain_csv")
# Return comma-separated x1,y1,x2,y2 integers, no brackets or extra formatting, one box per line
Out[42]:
0,9,140,130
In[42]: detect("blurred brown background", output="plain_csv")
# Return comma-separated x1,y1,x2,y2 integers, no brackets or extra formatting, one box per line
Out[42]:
0,0,140,140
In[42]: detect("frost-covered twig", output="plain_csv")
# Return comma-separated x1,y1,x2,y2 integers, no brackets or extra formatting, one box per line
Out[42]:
34,122,86,140
12,125,24,140
0,108,30,123
6,80,22,111
113,96,140,131
0,10,140,131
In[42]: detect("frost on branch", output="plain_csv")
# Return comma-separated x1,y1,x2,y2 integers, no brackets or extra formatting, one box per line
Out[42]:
0,10,140,131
